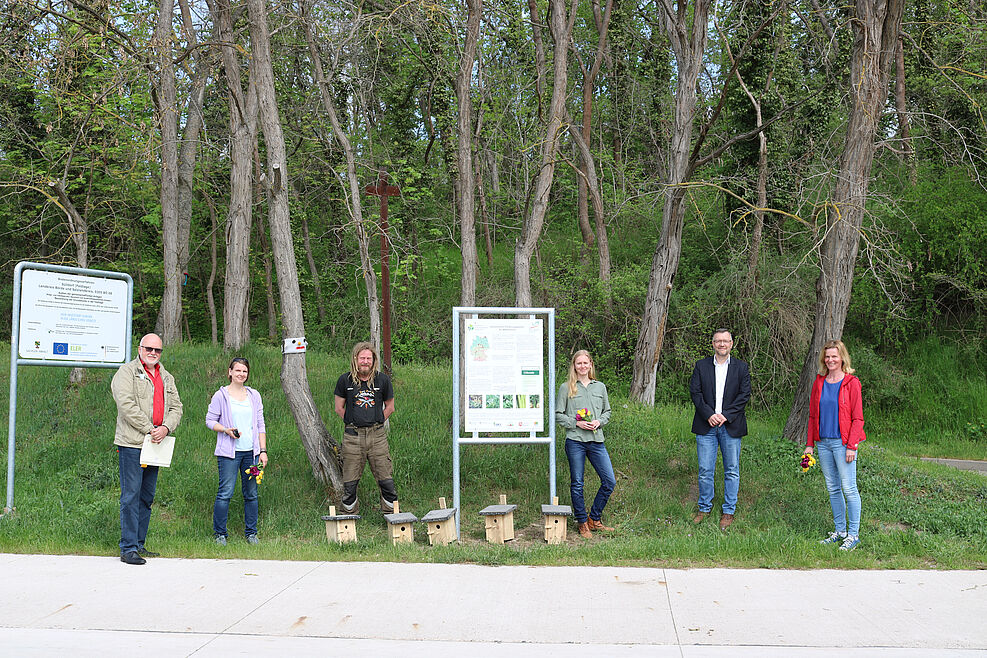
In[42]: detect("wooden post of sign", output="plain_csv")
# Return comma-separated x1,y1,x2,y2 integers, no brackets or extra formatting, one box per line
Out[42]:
541,496,573,544
479,494,517,544
364,171,400,374
421,496,458,546
321,506,360,544
383,500,418,545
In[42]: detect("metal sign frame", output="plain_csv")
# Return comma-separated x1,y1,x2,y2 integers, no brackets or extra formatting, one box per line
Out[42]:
452,306,556,536
4,262,134,515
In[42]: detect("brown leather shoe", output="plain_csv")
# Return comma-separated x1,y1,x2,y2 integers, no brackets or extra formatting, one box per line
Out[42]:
578,521,592,539
719,513,735,530
692,511,708,524
587,518,614,531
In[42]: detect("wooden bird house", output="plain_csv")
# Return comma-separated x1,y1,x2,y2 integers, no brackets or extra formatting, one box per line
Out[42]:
540,496,573,544
321,506,360,544
383,500,418,545
478,494,517,544
421,497,458,546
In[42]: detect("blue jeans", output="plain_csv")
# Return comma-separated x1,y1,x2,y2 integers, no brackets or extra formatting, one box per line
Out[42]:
565,439,616,523
214,451,259,537
816,438,861,536
118,446,159,554
696,426,742,515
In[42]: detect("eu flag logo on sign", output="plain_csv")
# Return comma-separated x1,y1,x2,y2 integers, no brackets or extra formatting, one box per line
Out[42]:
53,342,69,355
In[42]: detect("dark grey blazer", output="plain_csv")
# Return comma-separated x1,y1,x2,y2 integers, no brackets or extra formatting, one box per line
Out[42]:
689,356,751,438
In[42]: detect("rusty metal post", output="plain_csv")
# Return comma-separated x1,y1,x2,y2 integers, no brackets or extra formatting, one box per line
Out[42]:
365,171,400,373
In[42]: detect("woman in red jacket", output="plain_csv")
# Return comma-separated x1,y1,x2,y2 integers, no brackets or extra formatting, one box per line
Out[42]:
803,339,865,551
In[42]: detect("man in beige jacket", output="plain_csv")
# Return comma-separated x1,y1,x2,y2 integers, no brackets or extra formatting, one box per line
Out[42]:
111,333,183,565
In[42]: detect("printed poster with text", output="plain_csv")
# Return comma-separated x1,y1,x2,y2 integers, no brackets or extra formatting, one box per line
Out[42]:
18,269,129,363
464,318,544,433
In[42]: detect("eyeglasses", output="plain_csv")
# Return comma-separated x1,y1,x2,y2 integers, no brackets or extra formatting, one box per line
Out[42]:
140,345,163,354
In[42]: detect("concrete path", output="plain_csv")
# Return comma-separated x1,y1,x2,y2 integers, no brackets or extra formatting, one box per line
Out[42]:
1,553,985,656
920,457,987,474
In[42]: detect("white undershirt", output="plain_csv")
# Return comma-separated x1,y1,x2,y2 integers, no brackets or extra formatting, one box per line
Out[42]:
714,356,731,415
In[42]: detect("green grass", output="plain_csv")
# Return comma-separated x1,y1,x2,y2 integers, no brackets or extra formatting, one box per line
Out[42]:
0,342,984,569
852,337,987,459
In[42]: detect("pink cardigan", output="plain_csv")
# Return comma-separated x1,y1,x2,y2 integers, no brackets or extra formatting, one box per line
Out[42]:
807,374,866,450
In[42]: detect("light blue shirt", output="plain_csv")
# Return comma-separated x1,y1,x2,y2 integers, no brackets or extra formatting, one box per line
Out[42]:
230,397,254,451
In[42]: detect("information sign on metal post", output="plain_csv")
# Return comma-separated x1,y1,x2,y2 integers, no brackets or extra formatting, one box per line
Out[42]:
452,307,555,537
4,262,133,515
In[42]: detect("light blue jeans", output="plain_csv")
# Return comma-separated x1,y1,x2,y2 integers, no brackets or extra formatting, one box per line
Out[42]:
816,438,861,536
696,426,742,515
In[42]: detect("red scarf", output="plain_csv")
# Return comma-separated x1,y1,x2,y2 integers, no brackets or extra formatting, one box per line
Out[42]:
142,362,165,426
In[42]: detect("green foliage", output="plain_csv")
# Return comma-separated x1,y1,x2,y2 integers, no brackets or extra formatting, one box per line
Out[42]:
966,422,987,442
853,336,987,459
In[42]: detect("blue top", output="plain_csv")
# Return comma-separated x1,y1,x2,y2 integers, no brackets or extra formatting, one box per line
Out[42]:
818,379,842,440
230,397,254,451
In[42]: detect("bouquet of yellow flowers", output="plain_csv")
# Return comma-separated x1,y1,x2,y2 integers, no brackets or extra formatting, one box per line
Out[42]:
576,408,592,421
799,453,817,473
244,463,265,484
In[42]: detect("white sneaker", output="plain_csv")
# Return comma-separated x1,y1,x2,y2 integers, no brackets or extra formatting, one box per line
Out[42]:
839,535,860,551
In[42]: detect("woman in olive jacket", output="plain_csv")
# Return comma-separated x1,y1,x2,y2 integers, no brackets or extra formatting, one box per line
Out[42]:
555,350,614,539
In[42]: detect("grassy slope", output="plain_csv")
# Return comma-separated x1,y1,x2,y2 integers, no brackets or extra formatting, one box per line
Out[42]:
0,343,984,569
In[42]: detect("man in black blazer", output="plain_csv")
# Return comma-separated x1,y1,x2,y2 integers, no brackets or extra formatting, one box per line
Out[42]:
689,328,751,530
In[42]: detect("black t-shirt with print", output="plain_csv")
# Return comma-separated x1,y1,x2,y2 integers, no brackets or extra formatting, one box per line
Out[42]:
334,372,393,426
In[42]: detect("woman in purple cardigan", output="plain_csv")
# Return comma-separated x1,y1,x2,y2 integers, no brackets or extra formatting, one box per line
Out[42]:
205,357,268,545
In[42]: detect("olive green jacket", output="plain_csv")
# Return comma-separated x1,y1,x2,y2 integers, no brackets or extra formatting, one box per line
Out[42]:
555,380,611,443
111,357,184,448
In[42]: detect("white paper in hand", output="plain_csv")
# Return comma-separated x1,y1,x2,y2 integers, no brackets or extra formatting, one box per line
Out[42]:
140,433,176,467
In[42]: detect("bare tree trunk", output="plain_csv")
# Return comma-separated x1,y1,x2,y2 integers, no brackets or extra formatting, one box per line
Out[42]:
749,127,767,281
256,211,278,338
575,0,613,253
247,0,343,496
154,0,181,344
51,181,88,384
204,191,219,345
515,0,578,307
214,0,258,350
527,0,547,121
51,183,88,270
301,3,380,347
721,24,773,284
301,213,327,325
456,0,482,306
489,149,500,249
895,34,916,185
783,0,904,441
477,155,494,268
568,126,611,284
628,0,710,404
175,0,207,327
